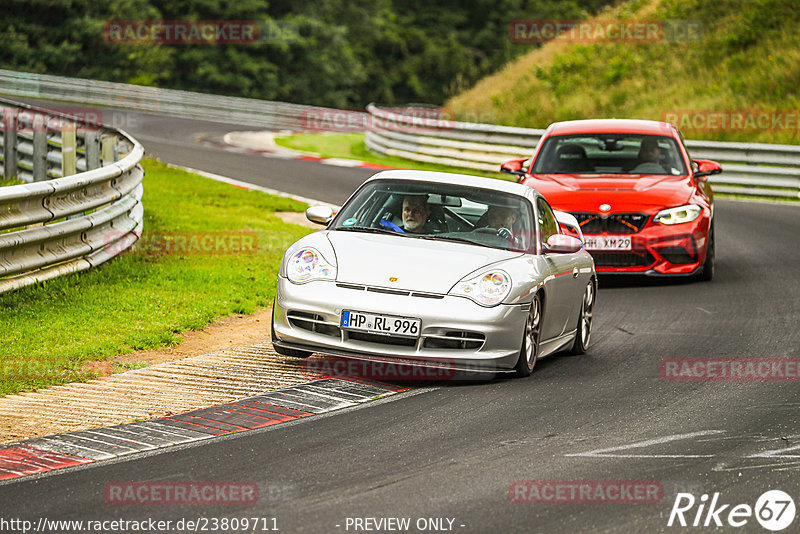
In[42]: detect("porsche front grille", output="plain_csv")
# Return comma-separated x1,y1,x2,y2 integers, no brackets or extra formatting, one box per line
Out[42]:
423,331,485,350
286,311,341,337
336,283,444,299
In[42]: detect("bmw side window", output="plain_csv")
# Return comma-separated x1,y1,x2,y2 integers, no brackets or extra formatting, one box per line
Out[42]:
536,198,559,247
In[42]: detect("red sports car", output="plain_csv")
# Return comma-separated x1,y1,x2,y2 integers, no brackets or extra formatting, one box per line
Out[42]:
501,119,722,279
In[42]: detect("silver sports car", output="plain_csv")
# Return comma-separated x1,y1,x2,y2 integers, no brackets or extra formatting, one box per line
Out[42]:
272,170,596,377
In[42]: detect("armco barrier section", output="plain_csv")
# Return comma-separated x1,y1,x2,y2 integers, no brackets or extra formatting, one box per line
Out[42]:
0,69,360,130
0,98,144,294
365,104,800,199
2,70,796,199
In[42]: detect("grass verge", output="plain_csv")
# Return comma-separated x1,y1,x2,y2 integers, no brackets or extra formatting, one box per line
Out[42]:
273,132,513,181
0,157,312,396
447,0,800,146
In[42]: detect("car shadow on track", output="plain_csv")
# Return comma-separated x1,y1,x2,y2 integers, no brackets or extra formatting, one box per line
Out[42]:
597,274,702,289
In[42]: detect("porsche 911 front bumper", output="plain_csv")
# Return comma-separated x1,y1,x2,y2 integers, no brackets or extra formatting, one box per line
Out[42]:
272,277,530,372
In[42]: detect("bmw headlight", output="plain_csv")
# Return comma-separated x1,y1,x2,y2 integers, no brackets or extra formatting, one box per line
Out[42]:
654,204,702,225
451,270,512,307
286,248,337,283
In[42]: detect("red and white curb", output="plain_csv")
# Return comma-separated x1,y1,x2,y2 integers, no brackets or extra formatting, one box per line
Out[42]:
199,131,396,171
0,378,406,483
167,163,342,210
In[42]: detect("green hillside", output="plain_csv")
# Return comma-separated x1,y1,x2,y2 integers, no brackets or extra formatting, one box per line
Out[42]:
447,0,800,144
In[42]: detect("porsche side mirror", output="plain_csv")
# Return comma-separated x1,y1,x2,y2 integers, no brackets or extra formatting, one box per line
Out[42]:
306,205,334,225
553,211,584,242
543,234,583,254
693,159,722,180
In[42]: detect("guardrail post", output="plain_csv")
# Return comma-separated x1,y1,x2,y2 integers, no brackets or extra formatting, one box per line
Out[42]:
3,108,18,179
101,134,116,164
61,122,77,177
85,130,101,170
32,114,47,181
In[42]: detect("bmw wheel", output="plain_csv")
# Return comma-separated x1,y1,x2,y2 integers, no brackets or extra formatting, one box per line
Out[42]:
515,293,542,377
699,222,715,282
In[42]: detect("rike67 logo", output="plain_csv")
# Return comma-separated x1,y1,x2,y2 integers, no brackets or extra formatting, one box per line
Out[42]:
668,490,796,531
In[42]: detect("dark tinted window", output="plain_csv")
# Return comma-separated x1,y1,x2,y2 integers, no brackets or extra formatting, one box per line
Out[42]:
536,197,559,246
532,133,688,175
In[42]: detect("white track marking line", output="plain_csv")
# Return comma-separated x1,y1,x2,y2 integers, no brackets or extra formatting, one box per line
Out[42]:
747,443,800,458
166,163,340,210
565,430,725,458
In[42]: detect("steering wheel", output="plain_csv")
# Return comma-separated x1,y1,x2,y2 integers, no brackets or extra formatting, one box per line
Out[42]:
472,227,512,238
379,219,405,233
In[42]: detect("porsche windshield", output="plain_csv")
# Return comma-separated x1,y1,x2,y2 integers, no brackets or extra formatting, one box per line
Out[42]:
331,180,534,252
532,133,688,175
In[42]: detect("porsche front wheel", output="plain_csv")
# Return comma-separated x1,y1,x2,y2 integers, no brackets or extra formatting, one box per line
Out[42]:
569,280,595,355
515,293,542,378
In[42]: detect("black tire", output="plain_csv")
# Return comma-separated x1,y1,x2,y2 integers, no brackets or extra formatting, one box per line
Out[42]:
271,308,312,358
569,279,595,355
699,222,715,282
514,293,542,378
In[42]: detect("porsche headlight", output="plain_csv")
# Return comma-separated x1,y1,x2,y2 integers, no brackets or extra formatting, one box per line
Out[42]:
654,204,702,225
451,270,512,307
286,248,336,283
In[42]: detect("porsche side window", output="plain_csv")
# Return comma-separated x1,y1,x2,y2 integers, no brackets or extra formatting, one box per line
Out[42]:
536,198,559,246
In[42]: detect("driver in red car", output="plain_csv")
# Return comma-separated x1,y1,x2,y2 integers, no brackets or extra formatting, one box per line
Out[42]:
632,137,666,174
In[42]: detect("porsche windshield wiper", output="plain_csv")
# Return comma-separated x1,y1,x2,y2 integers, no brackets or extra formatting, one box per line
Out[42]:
417,234,495,249
334,226,404,236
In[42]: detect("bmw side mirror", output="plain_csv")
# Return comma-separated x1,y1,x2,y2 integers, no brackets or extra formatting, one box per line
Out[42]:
306,205,334,225
500,158,530,181
693,159,722,180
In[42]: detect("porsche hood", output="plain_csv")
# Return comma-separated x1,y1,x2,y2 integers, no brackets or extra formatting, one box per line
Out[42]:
325,231,520,293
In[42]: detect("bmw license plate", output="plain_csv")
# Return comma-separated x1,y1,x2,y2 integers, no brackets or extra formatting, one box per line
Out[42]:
584,235,632,251
341,310,421,338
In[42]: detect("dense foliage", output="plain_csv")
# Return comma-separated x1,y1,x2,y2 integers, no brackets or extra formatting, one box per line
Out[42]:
0,0,614,107
448,0,800,143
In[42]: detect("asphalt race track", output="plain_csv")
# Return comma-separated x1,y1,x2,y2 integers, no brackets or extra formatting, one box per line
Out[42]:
2,103,799,533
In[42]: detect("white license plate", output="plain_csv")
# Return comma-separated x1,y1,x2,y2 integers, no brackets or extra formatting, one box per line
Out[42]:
584,235,632,251
341,310,421,338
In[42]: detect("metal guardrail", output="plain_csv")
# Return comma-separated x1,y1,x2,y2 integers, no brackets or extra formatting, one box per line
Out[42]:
365,104,800,199
0,98,144,294
0,69,349,130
